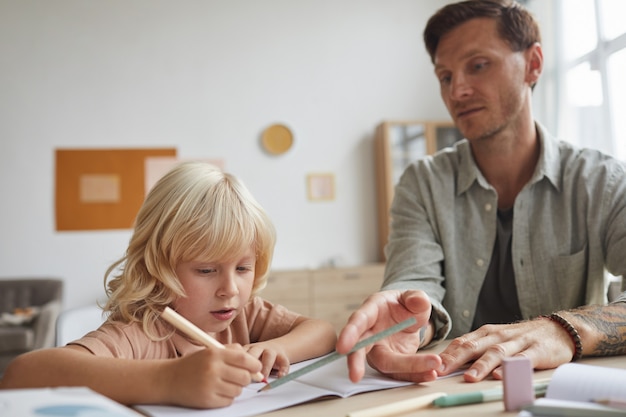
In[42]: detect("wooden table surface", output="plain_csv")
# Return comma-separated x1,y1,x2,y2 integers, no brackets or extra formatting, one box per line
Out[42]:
256,350,626,417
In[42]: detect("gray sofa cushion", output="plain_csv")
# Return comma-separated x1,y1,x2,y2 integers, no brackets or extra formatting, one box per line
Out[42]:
0,279,62,314
0,326,34,351
0,278,63,374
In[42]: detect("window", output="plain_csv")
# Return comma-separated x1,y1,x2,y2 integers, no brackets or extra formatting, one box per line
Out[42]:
547,0,626,159
534,0,626,287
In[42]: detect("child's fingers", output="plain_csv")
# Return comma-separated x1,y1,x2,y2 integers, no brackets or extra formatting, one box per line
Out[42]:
270,352,290,377
257,351,275,376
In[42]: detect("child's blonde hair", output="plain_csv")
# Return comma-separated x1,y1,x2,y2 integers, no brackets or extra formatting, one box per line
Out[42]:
103,161,276,339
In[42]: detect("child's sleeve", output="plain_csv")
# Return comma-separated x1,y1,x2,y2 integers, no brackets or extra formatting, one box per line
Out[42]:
68,321,172,359
245,297,302,343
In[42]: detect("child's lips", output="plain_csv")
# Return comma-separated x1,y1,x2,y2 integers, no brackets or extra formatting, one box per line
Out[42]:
211,309,235,321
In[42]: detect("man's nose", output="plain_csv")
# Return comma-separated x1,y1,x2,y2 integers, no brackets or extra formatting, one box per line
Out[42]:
449,73,473,100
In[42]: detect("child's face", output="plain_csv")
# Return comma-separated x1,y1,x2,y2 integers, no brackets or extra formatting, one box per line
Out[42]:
173,246,256,334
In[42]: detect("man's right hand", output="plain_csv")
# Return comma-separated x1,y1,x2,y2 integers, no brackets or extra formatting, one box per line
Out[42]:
336,290,442,383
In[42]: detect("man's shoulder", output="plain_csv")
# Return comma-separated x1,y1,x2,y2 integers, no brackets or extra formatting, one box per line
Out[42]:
551,140,626,195
398,140,471,192
557,140,626,172
410,139,468,172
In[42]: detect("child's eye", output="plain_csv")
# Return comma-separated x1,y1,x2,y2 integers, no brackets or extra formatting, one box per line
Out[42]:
197,268,216,274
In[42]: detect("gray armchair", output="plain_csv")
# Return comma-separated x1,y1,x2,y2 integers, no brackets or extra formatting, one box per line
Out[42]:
0,278,63,374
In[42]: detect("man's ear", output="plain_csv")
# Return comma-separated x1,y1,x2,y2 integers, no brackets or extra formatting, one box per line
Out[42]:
526,42,543,88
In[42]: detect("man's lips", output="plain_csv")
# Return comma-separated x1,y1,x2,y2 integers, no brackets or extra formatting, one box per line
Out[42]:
456,106,484,118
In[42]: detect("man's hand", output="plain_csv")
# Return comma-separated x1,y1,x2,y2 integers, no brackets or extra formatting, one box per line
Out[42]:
438,317,576,382
336,290,442,383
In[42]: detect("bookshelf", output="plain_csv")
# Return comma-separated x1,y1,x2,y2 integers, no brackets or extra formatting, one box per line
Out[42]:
374,120,463,261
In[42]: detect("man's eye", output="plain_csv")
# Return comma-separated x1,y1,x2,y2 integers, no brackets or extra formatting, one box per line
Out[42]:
472,60,488,72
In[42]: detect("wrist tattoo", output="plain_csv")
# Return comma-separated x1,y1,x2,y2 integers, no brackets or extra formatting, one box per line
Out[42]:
568,304,626,357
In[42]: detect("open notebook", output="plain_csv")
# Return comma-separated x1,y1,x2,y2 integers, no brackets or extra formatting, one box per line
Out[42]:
135,354,413,417
520,363,626,416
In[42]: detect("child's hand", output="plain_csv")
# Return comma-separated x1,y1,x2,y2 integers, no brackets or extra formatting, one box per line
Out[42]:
244,342,290,378
166,344,263,408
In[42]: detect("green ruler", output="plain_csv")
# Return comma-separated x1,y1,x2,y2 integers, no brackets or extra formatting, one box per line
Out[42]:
259,316,417,392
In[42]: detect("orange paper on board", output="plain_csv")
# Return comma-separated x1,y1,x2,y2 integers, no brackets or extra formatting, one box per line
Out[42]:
55,148,176,231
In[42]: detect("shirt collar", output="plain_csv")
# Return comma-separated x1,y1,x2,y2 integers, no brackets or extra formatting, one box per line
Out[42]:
533,122,561,191
456,139,486,194
456,122,561,195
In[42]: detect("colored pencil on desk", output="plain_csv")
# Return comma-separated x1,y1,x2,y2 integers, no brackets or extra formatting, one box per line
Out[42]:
161,306,266,383
432,381,549,407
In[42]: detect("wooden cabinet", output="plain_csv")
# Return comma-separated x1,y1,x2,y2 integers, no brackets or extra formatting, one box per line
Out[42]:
260,264,385,332
311,266,384,331
374,120,462,261
263,269,312,316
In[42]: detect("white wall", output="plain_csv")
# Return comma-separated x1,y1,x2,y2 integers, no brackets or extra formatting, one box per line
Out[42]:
0,0,452,309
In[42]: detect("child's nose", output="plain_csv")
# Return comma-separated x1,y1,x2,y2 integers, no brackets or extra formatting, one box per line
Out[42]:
218,272,239,297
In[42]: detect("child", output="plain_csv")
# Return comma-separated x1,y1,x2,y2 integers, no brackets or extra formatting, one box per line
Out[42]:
0,161,337,409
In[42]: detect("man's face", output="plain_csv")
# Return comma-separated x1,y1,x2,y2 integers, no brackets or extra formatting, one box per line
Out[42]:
433,18,532,142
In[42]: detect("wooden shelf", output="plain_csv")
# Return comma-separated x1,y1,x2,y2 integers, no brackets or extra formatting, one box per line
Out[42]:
260,264,385,333
374,120,462,261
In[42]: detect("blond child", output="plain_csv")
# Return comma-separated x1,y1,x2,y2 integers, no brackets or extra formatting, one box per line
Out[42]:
0,161,337,408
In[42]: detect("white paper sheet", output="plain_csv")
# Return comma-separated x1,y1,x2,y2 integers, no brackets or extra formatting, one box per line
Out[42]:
135,355,413,417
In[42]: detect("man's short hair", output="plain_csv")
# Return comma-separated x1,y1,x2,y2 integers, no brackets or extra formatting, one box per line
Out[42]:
423,0,541,64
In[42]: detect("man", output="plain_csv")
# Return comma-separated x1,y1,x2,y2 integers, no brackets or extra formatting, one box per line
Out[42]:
337,0,626,384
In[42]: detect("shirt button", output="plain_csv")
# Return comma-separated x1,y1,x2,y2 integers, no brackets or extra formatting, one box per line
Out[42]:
476,258,484,267
463,310,470,318
485,203,492,212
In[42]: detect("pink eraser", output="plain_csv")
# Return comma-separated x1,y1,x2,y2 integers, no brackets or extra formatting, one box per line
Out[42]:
502,356,534,411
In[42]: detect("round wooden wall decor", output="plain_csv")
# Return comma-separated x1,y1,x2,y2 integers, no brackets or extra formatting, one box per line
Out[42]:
261,124,294,155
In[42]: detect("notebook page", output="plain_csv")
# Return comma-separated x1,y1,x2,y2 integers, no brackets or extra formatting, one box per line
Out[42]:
135,356,411,417
546,363,626,403
294,356,412,396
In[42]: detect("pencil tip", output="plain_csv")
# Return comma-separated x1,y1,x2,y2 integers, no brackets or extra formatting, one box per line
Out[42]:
257,384,270,393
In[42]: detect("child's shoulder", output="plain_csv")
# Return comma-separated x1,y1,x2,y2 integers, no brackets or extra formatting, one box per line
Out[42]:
243,296,302,341
69,319,175,359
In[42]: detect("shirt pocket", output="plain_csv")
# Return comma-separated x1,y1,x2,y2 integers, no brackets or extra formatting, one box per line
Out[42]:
551,245,587,309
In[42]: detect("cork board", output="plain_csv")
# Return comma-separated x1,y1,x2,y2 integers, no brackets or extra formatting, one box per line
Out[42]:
55,148,176,231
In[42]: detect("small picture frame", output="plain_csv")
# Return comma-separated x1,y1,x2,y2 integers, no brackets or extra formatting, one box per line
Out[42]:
307,173,335,201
